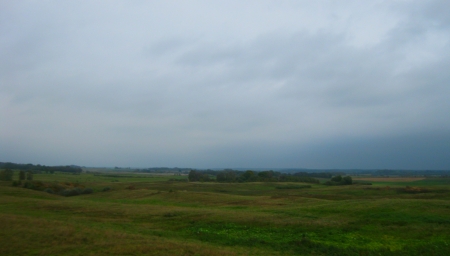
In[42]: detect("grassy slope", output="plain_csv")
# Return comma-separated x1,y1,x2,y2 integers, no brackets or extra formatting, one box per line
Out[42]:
1,172,450,255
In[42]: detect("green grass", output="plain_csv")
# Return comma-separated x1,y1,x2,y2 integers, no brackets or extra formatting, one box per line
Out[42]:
1,172,450,255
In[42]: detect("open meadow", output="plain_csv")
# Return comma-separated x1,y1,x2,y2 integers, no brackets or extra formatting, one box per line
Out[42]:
1,171,450,255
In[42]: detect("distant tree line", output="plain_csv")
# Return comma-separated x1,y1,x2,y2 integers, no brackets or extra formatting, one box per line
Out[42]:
135,167,191,174
374,169,450,177
292,172,345,179
188,170,212,182
0,162,82,174
188,170,320,184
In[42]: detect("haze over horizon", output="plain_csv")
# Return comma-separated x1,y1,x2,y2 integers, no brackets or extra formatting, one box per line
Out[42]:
2,1,450,170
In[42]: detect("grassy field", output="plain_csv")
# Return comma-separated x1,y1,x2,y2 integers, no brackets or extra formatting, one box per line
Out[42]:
1,172,450,255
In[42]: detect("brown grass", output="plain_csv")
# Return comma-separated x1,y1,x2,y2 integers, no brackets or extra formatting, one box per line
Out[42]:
353,177,425,182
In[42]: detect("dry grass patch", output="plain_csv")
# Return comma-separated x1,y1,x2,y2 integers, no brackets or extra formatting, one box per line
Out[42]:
353,177,425,182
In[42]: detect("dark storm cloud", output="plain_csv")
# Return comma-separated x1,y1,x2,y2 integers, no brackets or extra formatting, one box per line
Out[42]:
196,133,450,170
1,0,449,168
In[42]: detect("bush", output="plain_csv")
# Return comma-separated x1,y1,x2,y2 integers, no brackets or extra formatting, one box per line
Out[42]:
168,178,188,182
59,188,82,197
23,181,35,189
44,188,54,194
102,187,111,192
276,185,311,189
82,188,93,194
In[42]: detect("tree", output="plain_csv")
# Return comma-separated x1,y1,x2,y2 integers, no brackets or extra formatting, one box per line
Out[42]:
188,170,210,182
216,170,236,182
258,171,273,179
19,170,26,181
240,170,257,182
0,168,13,181
331,175,342,182
216,172,225,182
342,176,352,185
188,170,200,181
26,171,33,181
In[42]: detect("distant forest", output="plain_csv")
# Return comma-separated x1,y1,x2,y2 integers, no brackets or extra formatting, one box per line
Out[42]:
1,162,449,178
188,169,326,183
0,162,82,174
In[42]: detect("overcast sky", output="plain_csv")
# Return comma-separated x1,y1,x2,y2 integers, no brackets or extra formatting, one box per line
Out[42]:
1,0,450,169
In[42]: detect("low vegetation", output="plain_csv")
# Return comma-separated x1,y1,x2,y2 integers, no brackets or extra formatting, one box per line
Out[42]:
1,168,450,255
189,169,320,183
324,175,353,185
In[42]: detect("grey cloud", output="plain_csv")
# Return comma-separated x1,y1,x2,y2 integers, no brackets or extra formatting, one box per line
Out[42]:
1,0,450,168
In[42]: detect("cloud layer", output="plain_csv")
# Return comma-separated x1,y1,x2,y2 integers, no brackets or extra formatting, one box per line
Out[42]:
1,0,450,169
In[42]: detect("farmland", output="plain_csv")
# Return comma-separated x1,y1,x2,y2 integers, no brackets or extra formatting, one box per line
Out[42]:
1,171,450,255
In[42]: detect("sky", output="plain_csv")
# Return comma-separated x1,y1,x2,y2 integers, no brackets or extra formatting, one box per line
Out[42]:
1,0,450,169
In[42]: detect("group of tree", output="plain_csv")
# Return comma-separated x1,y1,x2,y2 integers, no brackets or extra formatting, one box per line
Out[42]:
10,170,34,186
187,169,356,185
292,172,344,179
137,167,191,174
0,162,82,174
188,169,320,184
324,175,352,186
188,170,212,182
0,168,33,182
375,169,450,177
18,170,33,181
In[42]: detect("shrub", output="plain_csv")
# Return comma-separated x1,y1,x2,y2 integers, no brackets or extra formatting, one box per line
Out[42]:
23,181,35,189
82,188,93,194
402,186,429,193
276,185,311,189
168,178,188,182
44,188,54,194
58,190,69,196
59,188,82,197
102,187,111,192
